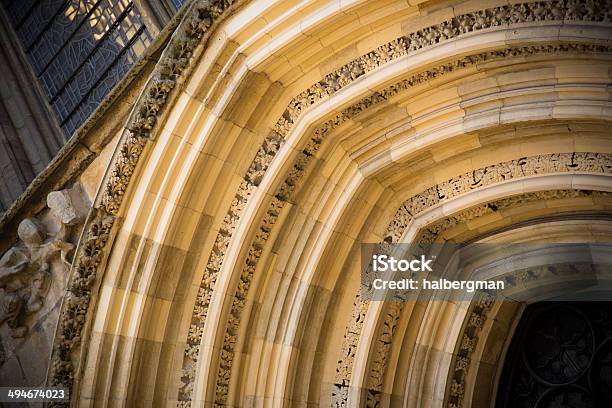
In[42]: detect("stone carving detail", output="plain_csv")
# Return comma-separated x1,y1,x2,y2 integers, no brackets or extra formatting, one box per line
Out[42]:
211,130,322,404
417,189,612,244
40,0,612,403
178,140,279,406
207,43,594,400
337,152,612,407
208,120,320,404
362,190,612,408
211,42,612,403
272,0,612,140
47,0,240,402
0,190,82,368
330,296,369,406
384,152,612,243
414,190,612,408
49,208,114,392
0,190,80,338
99,134,147,215
448,263,600,408
445,293,495,408
188,53,611,395
367,301,402,391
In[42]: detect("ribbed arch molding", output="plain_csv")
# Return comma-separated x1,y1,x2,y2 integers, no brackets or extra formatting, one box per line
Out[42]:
60,0,612,406
346,176,612,407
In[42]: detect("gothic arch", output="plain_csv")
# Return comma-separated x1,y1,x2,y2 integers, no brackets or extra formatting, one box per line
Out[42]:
47,1,612,407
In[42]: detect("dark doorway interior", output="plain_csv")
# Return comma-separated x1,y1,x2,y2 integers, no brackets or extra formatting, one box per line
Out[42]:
496,302,612,408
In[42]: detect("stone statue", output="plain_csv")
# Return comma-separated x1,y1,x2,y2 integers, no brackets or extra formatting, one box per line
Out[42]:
0,190,81,340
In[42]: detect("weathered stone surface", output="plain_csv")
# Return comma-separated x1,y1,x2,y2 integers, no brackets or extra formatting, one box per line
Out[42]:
0,188,85,388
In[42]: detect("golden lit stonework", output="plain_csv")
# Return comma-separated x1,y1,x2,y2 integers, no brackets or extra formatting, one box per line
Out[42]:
0,1,611,407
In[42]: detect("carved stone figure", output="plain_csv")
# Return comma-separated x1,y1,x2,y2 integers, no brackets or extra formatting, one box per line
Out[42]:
0,190,81,342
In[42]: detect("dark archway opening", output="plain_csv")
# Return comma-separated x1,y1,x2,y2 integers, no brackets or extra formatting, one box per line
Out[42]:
496,302,612,408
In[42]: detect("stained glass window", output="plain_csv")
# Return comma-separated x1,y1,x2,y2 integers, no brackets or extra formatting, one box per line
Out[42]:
2,0,153,136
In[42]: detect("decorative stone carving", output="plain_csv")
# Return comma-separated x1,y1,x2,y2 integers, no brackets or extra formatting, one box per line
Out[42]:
367,301,401,391
213,194,285,405
446,262,600,408
199,1,612,400
0,189,83,381
273,1,612,140
338,179,612,407
358,190,612,406
444,292,495,408
416,190,612,244
385,153,612,243
46,0,240,401
192,38,612,408
99,134,147,215
0,194,81,339
209,43,612,403
331,382,349,408
41,0,612,403
49,208,114,393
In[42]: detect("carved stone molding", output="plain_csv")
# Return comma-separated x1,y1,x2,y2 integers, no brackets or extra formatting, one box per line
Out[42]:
416,189,612,244
384,153,612,243
49,208,114,392
447,263,600,408
184,25,612,408
0,192,80,338
208,36,612,406
334,154,612,407
273,0,612,139
363,189,612,407
208,44,612,405
446,292,496,408
47,0,241,402
37,0,612,404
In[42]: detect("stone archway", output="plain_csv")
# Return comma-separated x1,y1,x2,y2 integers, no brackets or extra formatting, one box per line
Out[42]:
36,1,612,407
351,218,612,408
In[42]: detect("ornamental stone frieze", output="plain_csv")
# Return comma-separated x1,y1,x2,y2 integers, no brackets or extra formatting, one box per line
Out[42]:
384,153,612,243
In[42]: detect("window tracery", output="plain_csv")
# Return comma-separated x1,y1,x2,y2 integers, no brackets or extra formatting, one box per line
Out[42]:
497,303,612,408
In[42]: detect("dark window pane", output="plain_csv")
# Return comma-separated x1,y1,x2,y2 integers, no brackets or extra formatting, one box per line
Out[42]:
3,0,152,136
5,0,38,27
17,0,66,49
27,0,107,74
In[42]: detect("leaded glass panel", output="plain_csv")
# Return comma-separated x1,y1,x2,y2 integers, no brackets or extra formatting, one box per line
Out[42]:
2,0,153,136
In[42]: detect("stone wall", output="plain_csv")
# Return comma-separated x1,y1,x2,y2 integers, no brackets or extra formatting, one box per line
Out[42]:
0,12,64,211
